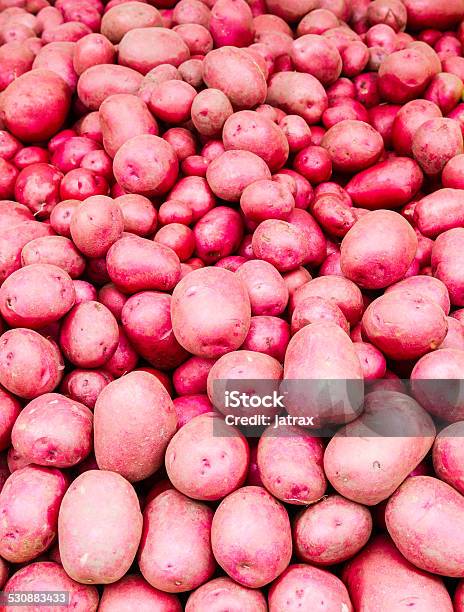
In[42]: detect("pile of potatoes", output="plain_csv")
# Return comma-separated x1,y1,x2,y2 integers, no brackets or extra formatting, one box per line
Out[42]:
2,0,464,608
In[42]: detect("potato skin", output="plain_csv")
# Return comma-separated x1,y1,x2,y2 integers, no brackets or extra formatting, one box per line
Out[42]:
3,562,99,612
324,391,435,505
21,236,86,279
165,413,249,501
340,210,417,289
138,490,215,593
432,228,464,306
266,71,328,124
77,64,143,110
322,119,383,173
94,371,177,482
284,322,364,426
294,495,372,565
99,575,182,612
58,470,143,584
185,577,267,612
386,476,464,577
414,188,464,238
433,422,464,495
211,486,292,588
268,564,353,612
0,466,67,563
70,196,124,259
171,266,251,358
206,150,271,202
0,386,21,451
11,393,93,468
402,0,464,30
385,275,451,314
0,263,75,329
342,535,453,612
101,2,162,43
203,46,267,109
362,291,448,360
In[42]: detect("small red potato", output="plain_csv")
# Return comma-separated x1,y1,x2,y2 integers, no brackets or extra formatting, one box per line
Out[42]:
77,64,143,110
95,371,177,482
203,46,267,109
173,356,216,396
321,119,383,173
343,535,453,611
378,48,433,103
70,195,124,258
292,34,342,86
169,176,215,222
257,425,326,505
414,188,464,238
14,162,63,218
171,266,251,358
240,179,294,222
99,574,181,612
251,219,313,272
284,322,364,426
174,23,213,55
206,150,271,202
21,235,86,278
386,476,464,577
324,391,436,505
209,0,253,47
58,470,143,584
266,71,328,124
236,259,288,316
0,329,63,399
433,421,464,495
101,2,162,43
138,489,215,593
412,117,463,175
185,577,267,612
121,291,188,370
73,280,98,305
211,486,292,588
193,206,243,264
165,413,249,500
402,0,464,30
268,564,353,612
443,154,464,189
59,301,119,368
73,33,115,75
173,395,213,428
1,69,70,142
149,79,196,124
241,316,289,363
362,291,448,360
113,134,179,196
0,263,75,329
294,494,372,565
118,27,190,75
0,466,67,563
114,194,157,237
11,392,92,468
291,295,349,334
340,210,418,289
191,88,233,137
392,98,442,156
386,275,450,314
0,386,21,451
61,368,112,409
432,228,464,306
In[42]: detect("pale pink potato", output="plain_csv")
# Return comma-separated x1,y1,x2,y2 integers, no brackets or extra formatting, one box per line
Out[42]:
70,195,124,258
433,421,464,495
94,371,177,482
60,368,112,409
73,33,115,75
101,2,162,43
236,259,288,316
266,71,328,124
206,150,271,202
211,486,292,588
114,194,157,237
99,574,181,612
321,119,384,173
191,88,233,137
0,466,67,563
385,275,451,314
21,235,86,279
138,489,215,592
11,392,92,468
186,577,267,612
58,470,143,584
165,413,249,500
0,386,21,451
77,64,143,110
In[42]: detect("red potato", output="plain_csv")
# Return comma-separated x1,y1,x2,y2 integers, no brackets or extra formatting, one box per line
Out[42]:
321,119,383,173
165,413,249,500
385,275,451,314
149,79,196,124
174,24,213,55
99,94,158,158
173,395,213,428
267,71,328,124
193,206,243,264
163,127,196,162
121,291,188,369
138,63,181,105
168,176,215,222
345,157,423,209
433,421,464,495
292,34,342,86
155,223,194,261
61,368,112,409
186,577,266,612
77,64,143,110
102,327,138,377
70,195,123,258
411,348,464,422
211,486,291,588
294,494,372,565
139,489,214,592
0,41,34,91
191,88,233,137
402,0,464,30
269,564,353,612
378,48,433,103
99,574,181,611
251,219,311,272
206,150,270,201
113,134,179,196
118,26,189,75
202,46,267,109
240,179,294,222
60,167,108,201
0,329,63,399
278,114,312,152
0,201,32,232
14,162,63,218
291,295,349,335
73,33,115,75
284,322,364,426
414,189,464,238
0,263,75,329
49,199,79,237
296,9,339,36
3,562,99,612
343,535,453,611
241,315,290,362
0,466,67,563
411,117,463,175
324,390,435,505
11,392,92,468
59,301,119,368
0,387,20,451
340,210,417,289
392,99,442,156
114,194,157,237
173,356,215,395
101,2,162,43
41,22,92,44
432,228,464,306
386,476,464,577
1,69,70,142
354,341,386,379
257,425,326,505
362,291,448,360
209,0,253,47
443,154,464,189
21,235,85,278
236,259,288,316
106,235,181,293
425,72,463,115
440,316,464,350
50,136,100,176
32,41,77,92
58,470,143,584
